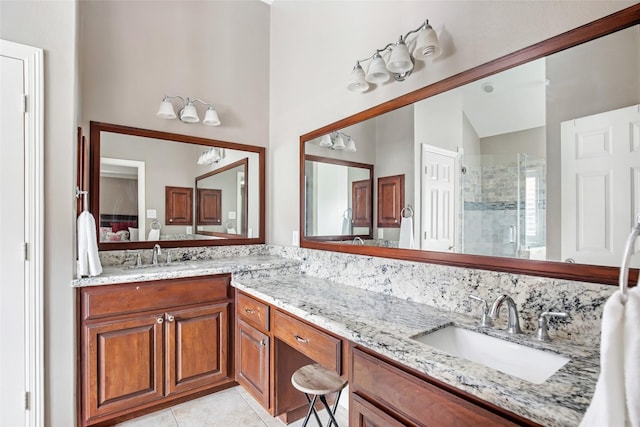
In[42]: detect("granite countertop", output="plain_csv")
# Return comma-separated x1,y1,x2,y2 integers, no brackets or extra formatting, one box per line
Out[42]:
71,255,301,287
233,274,599,427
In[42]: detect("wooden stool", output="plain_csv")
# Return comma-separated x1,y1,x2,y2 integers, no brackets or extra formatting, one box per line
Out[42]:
291,363,347,427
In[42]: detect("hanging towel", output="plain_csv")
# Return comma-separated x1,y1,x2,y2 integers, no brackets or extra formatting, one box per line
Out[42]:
341,217,351,235
580,290,626,427
398,216,414,249
148,228,160,241
625,287,640,426
77,211,102,277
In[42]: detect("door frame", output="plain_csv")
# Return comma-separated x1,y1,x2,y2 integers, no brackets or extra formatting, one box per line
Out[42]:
1,39,45,426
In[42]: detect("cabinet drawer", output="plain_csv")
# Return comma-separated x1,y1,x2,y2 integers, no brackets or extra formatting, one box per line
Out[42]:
237,292,270,332
81,275,230,320
273,310,341,374
351,348,520,426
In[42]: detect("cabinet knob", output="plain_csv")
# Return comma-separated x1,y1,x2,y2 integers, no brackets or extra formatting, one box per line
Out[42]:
259,340,266,347
169,218,173,223
166,314,175,322
294,334,308,344
244,308,255,314
157,317,164,324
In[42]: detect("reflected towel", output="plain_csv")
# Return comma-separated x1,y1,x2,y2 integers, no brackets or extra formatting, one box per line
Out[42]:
148,228,160,241
398,216,414,249
580,291,626,426
77,211,102,277
341,217,351,235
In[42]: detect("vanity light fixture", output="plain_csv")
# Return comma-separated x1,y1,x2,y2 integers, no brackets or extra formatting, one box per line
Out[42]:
157,95,221,126
319,132,356,152
348,19,443,93
197,147,225,165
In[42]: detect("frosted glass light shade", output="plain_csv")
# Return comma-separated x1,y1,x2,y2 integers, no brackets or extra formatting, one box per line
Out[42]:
345,137,356,152
347,63,369,92
366,53,390,84
180,103,199,123
332,134,345,150
386,40,413,74
319,134,333,147
413,24,442,60
157,99,177,119
203,107,221,126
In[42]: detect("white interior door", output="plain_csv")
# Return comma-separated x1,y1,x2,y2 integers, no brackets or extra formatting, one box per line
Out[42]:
1,39,44,427
421,144,460,252
1,49,27,427
561,104,640,266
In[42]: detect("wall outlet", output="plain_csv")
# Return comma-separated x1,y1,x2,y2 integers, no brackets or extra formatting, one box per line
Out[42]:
228,211,236,220
292,230,299,246
147,209,157,219
378,229,384,239
186,226,192,235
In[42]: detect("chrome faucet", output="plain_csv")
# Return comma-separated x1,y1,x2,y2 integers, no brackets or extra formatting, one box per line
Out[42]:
352,236,364,245
489,294,522,334
152,244,162,265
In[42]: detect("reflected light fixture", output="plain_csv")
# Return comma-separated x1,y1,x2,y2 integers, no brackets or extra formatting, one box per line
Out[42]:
157,95,221,126
197,147,225,165
318,132,356,152
348,19,443,92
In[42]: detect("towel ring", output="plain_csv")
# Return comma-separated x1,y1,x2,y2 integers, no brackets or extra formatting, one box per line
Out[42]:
150,219,161,230
343,208,352,219
400,206,413,218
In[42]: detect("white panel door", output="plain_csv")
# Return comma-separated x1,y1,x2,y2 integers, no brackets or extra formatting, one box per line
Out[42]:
421,144,459,252
561,104,640,266
1,52,27,427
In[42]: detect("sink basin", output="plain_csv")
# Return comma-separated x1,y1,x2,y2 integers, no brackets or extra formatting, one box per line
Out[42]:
412,326,570,384
125,262,193,270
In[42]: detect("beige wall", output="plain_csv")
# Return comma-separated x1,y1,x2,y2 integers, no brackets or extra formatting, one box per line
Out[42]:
0,1,77,425
0,1,638,425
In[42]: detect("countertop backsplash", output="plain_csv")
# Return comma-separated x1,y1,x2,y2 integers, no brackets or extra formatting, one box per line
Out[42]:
98,243,613,348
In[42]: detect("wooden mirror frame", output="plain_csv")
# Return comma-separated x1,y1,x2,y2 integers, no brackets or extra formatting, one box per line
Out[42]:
90,121,265,250
300,5,640,286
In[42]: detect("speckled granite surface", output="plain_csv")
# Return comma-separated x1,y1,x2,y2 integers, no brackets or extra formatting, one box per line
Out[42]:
71,255,300,287
233,274,598,427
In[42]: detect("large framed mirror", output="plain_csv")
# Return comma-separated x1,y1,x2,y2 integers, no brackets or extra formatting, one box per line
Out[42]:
90,121,265,250
300,5,640,285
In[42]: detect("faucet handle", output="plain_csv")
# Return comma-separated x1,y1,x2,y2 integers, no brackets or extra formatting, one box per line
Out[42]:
126,250,142,266
535,311,568,342
468,295,493,328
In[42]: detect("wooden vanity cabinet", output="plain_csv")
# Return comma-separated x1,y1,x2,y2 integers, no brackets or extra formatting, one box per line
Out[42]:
236,292,271,409
350,347,540,427
78,275,234,427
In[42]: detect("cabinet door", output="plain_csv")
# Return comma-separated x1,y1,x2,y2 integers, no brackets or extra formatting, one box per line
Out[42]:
350,394,405,427
377,174,404,228
197,188,222,225
165,303,230,395
84,314,164,420
165,186,193,225
237,320,270,408
352,179,372,228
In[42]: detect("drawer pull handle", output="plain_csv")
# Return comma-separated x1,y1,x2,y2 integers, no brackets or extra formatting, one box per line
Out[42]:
157,317,164,324
244,308,256,314
166,314,175,322
294,334,308,344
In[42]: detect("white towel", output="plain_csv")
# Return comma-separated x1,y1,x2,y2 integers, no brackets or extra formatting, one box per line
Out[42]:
77,211,102,277
582,286,640,427
625,287,640,426
148,228,160,241
341,217,351,235
398,216,414,249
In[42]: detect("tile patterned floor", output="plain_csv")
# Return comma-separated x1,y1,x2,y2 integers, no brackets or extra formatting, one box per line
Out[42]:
116,386,349,427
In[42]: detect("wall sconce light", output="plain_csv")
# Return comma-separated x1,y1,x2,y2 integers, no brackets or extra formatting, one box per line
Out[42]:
348,19,442,93
197,147,225,165
319,132,356,152
157,95,221,126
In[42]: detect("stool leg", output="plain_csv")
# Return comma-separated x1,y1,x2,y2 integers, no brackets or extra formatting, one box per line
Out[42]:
319,394,340,427
301,393,323,427
327,390,342,427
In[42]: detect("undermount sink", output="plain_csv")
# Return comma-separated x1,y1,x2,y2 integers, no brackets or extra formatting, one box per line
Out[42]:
125,261,193,270
412,326,570,384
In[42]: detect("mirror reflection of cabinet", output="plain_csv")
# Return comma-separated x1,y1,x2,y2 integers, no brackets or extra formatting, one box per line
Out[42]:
352,180,371,228
165,186,193,226
197,189,222,225
377,175,404,228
